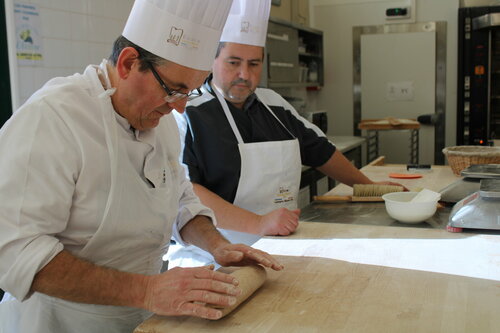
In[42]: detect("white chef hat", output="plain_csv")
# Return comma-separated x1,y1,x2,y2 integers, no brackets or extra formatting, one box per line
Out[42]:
123,0,233,70
220,0,271,47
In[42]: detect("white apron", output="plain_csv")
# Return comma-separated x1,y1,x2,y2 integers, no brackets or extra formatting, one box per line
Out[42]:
167,86,301,267
0,64,178,333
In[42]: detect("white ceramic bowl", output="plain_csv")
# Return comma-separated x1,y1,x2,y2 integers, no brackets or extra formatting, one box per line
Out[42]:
382,192,438,224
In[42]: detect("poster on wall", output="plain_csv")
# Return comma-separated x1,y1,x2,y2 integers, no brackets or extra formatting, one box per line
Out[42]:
14,2,44,65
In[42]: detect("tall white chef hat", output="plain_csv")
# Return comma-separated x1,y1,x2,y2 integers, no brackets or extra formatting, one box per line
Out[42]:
123,0,233,70
220,0,271,47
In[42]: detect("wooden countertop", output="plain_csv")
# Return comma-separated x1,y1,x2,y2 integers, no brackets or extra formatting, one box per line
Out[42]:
326,162,460,196
135,223,500,333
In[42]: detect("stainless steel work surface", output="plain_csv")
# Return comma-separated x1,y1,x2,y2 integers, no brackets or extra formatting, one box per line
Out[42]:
327,135,365,152
302,163,459,229
300,201,451,229
302,136,364,172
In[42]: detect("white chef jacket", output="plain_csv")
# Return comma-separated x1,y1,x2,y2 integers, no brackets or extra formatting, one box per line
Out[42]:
0,60,214,332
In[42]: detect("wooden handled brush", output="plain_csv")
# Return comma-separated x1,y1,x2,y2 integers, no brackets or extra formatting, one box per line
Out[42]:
313,184,404,202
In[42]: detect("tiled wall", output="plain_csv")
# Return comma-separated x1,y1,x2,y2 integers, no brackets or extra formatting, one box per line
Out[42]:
9,0,134,107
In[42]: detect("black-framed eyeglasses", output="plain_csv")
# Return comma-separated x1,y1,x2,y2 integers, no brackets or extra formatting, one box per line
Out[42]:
147,62,203,103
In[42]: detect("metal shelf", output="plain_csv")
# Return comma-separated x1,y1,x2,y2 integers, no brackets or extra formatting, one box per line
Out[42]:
265,17,324,88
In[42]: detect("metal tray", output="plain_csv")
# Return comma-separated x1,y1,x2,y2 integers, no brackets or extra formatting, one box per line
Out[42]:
461,164,500,179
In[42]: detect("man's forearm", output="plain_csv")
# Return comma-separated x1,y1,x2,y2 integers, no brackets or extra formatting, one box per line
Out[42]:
31,250,147,308
192,183,262,234
180,214,231,254
317,150,373,187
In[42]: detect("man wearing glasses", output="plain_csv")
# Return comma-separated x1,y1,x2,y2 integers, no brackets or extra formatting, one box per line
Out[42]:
0,1,283,332
146,61,203,103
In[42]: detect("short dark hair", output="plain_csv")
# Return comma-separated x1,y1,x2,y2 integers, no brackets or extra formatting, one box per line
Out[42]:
215,42,227,58
214,41,265,60
108,36,167,72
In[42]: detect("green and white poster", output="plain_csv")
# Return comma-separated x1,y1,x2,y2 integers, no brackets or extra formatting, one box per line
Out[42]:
14,2,43,65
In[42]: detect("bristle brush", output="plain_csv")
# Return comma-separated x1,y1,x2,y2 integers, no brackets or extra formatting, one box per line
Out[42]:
313,184,404,202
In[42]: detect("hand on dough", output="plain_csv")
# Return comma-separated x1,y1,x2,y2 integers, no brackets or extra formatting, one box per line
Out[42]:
143,265,241,320
212,243,284,271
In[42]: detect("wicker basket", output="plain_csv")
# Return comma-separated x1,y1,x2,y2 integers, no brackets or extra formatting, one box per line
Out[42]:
442,146,500,176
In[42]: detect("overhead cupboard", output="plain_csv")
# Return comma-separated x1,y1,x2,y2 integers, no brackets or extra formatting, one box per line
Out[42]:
262,17,324,88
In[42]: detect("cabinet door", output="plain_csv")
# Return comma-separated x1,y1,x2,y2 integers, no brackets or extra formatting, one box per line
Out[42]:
266,22,299,83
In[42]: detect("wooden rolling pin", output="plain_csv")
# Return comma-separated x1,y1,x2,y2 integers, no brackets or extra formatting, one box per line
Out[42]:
134,266,267,332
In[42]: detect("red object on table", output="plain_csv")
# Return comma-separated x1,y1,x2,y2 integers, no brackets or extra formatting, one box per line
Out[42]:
388,173,423,179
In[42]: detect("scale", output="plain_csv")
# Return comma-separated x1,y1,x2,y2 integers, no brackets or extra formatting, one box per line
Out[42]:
447,165,500,232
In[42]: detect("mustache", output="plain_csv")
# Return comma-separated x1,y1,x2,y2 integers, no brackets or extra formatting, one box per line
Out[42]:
230,79,251,87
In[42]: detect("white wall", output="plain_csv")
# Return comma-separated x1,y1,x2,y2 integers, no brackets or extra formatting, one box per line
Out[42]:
6,0,134,109
309,0,459,149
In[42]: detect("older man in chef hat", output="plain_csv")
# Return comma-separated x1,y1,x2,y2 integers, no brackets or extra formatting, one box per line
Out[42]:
170,0,404,267
0,0,284,332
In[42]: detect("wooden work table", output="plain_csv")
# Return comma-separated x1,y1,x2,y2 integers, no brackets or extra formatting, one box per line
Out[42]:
326,161,459,196
300,160,461,229
136,222,500,332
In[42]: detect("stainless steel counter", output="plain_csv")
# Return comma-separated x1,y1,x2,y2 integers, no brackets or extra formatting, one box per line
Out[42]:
301,135,365,172
327,135,365,152
300,163,461,230
300,201,451,229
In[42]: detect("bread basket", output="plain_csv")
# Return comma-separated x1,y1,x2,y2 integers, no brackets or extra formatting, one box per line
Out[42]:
442,146,500,176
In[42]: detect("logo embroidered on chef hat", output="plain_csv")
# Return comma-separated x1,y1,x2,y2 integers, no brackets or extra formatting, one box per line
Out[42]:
165,27,202,50
167,27,183,46
220,0,270,47
123,0,232,70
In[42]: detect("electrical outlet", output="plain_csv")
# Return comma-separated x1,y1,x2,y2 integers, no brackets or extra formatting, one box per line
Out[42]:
386,81,414,101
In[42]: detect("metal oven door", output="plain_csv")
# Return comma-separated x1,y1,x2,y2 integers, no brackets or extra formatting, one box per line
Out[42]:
458,6,500,146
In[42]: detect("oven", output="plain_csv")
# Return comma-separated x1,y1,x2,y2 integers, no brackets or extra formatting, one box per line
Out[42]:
458,6,500,145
